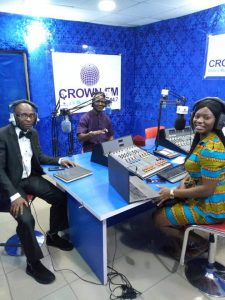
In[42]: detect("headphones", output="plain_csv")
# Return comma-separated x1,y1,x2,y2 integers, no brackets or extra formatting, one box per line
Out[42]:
191,97,225,130
91,92,106,107
9,99,39,126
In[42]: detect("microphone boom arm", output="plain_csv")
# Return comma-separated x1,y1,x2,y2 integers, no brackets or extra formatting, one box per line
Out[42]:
54,97,110,116
154,90,188,150
51,96,110,156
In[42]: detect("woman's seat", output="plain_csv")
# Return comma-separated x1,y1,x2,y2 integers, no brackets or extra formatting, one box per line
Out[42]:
145,126,165,139
180,223,225,297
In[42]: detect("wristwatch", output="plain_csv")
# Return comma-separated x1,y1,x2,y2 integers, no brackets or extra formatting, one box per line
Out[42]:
169,189,175,199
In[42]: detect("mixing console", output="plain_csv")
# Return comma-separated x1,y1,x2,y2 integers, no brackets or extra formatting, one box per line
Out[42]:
158,126,194,154
109,145,171,179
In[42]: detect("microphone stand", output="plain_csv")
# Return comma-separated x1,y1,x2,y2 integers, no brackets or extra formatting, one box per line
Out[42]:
155,96,166,151
60,108,74,157
51,97,61,157
154,91,187,151
51,98,75,157
51,97,104,156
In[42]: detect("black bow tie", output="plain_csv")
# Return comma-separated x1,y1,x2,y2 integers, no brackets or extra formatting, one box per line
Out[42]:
19,131,32,139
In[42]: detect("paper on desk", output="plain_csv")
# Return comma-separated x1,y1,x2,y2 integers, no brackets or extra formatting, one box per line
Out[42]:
171,156,185,164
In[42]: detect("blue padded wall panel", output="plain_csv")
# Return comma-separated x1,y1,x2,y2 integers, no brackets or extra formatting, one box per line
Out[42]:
133,5,225,136
0,12,136,156
0,51,29,127
0,5,225,155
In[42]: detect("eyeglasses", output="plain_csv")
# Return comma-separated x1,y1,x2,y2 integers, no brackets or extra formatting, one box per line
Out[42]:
16,113,36,120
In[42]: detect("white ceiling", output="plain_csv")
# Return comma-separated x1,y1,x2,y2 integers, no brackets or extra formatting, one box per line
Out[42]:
0,0,225,27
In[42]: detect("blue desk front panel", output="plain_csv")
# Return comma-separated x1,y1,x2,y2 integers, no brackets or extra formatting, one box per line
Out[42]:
68,194,107,284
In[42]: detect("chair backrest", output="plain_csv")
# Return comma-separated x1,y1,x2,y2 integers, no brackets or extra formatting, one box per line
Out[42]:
145,126,165,139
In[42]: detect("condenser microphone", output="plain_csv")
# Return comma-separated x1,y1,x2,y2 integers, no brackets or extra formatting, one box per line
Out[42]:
61,115,71,133
174,105,189,130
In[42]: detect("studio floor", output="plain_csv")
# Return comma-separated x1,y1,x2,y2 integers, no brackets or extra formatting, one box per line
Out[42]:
1,195,225,300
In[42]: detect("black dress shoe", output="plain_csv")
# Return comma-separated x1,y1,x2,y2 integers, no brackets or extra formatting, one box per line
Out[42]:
46,233,73,251
26,260,55,284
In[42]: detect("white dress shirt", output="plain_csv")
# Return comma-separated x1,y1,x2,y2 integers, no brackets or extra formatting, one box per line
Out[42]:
10,127,33,202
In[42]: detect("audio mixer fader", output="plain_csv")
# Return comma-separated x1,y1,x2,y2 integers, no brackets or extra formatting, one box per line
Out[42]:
109,145,171,179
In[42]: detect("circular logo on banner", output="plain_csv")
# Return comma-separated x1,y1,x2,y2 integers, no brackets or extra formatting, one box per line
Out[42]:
80,64,100,86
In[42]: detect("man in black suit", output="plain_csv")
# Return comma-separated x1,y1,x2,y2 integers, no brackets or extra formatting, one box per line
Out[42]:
0,100,75,284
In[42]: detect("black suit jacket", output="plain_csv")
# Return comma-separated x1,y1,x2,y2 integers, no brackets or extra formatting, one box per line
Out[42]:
0,124,60,208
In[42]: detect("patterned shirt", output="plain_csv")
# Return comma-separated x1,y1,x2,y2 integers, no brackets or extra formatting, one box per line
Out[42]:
185,132,225,220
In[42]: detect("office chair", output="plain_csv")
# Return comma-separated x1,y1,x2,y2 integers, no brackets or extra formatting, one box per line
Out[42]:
180,223,225,297
0,195,44,256
145,126,165,139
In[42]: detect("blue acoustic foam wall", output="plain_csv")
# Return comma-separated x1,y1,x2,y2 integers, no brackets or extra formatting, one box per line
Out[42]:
133,5,225,136
0,12,136,156
0,4,225,155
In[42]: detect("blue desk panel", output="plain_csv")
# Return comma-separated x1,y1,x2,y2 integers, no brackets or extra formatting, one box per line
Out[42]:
68,194,106,283
43,152,162,221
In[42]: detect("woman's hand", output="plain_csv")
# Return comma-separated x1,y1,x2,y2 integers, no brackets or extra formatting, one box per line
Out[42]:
156,186,172,207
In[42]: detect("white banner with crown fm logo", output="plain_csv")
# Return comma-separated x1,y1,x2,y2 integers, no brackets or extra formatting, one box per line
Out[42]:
204,34,225,78
52,52,121,113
